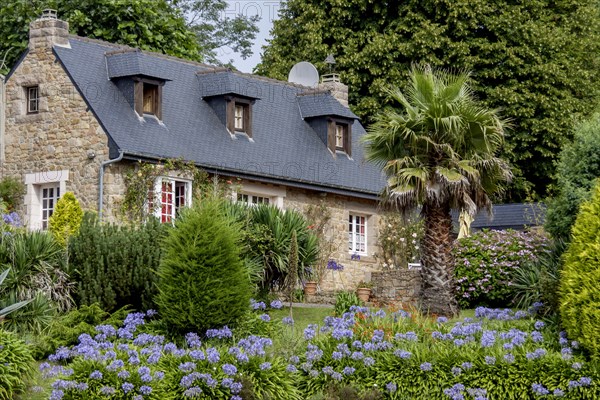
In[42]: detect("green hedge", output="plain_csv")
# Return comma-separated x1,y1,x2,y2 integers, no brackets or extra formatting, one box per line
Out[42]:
69,214,165,312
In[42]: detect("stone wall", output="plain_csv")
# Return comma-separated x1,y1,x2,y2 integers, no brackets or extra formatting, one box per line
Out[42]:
1,16,111,226
371,268,422,308
284,186,382,293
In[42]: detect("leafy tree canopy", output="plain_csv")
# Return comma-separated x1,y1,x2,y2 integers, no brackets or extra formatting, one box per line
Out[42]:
545,113,600,242
256,0,600,199
0,0,258,73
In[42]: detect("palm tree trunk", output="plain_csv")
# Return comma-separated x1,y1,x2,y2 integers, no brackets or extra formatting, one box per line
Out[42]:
420,201,459,317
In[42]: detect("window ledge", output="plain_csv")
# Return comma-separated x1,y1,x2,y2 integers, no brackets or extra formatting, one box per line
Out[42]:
15,113,44,123
346,254,376,263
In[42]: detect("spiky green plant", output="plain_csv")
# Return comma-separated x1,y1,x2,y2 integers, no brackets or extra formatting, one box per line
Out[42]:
0,268,31,320
362,66,512,316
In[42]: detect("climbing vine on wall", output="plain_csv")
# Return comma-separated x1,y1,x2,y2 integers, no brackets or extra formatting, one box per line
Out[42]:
120,159,209,223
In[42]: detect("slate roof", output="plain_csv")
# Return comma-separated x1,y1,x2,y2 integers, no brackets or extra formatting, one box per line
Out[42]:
196,69,262,99
52,37,387,198
451,203,546,231
105,49,173,81
297,92,358,120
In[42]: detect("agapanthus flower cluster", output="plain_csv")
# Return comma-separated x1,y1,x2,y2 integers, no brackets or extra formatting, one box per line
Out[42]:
42,304,596,400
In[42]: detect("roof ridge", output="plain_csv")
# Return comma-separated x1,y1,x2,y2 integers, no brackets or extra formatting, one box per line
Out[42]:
296,89,333,97
68,35,322,91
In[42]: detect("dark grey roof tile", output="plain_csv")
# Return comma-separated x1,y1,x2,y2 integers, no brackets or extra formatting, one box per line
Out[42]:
54,38,386,196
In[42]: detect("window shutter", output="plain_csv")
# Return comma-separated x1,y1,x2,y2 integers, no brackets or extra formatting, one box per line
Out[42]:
134,81,143,116
226,99,235,133
245,104,252,138
327,119,335,154
345,123,352,157
155,85,163,120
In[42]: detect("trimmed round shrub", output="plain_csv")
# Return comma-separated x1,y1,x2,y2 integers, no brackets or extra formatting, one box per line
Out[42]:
0,329,34,399
156,199,252,333
453,229,550,308
560,180,600,358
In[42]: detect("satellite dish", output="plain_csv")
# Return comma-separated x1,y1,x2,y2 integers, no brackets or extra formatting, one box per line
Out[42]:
288,61,320,87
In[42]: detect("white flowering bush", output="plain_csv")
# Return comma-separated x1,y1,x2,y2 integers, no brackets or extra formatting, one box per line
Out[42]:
375,213,423,269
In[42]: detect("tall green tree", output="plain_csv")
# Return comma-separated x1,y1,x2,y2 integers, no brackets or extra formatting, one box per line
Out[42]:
256,0,600,198
0,0,259,74
172,0,259,64
545,114,600,242
362,67,512,316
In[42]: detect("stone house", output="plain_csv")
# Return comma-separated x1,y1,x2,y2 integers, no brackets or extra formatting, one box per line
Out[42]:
0,11,393,294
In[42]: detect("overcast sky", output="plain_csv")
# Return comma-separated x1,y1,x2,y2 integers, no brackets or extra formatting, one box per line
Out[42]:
214,1,282,73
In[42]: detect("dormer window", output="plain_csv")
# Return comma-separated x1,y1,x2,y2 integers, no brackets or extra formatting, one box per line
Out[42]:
226,97,253,137
143,83,159,115
335,123,347,150
328,119,352,156
234,103,246,131
134,78,163,120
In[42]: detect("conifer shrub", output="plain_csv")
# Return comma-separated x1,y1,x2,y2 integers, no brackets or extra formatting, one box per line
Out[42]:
69,214,164,312
156,199,252,333
559,180,600,358
49,192,84,247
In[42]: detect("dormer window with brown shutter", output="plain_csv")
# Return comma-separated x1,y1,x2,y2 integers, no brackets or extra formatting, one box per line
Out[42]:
328,118,352,156
134,78,163,120
226,97,253,137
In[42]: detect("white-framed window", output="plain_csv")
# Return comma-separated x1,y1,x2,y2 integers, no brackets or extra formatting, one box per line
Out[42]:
234,104,245,131
335,124,346,149
348,213,367,254
149,177,192,223
237,193,270,206
41,184,60,230
27,86,39,114
24,170,69,231
231,182,286,209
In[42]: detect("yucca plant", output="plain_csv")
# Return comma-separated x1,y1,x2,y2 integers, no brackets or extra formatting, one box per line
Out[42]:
1,231,73,312
250,204,319,292
512,239,563,315
0,268,31,321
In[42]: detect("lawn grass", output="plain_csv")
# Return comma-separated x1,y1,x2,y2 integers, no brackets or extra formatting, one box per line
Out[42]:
270,306,333,332
17,361,52,400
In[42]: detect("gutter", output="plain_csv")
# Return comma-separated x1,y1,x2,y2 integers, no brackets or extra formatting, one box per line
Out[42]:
98,150,124,221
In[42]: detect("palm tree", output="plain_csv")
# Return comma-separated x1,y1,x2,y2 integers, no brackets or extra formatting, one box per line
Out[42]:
362,66,512,316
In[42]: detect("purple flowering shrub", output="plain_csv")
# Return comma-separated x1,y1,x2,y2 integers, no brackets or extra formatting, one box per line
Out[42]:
453,229,550,308
42,303,600,399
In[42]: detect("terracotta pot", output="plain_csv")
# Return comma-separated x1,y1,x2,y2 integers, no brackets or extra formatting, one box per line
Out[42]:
304,281,318,295
356,287,371,302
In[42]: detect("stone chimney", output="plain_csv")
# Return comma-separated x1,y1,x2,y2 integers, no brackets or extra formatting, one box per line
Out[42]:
318,73,349,107
29,9,69,50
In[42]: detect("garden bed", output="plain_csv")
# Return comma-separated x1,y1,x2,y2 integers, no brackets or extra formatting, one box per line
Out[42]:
17,304,599,399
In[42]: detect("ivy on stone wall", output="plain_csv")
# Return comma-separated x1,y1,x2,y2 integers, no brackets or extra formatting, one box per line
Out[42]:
120,159,208,223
